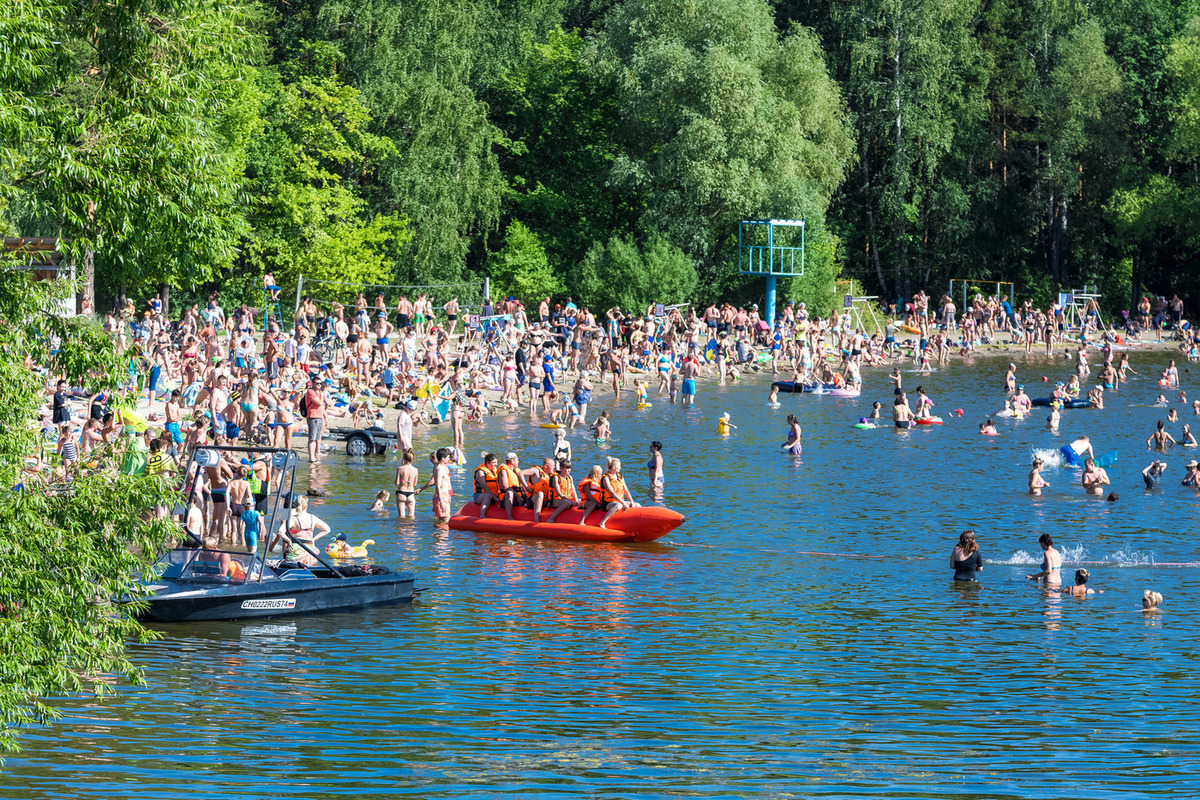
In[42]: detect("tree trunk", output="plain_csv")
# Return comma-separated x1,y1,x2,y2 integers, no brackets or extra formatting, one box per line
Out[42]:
862,150,887,298
158,282,170,320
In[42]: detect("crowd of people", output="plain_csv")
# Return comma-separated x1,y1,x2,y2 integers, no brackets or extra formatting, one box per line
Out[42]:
28,281,1199,587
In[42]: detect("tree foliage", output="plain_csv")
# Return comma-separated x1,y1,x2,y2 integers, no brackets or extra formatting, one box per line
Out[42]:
486,221,562,306
0,270,173,751
0,0,262,286
243,46,412,295
575,234,698,312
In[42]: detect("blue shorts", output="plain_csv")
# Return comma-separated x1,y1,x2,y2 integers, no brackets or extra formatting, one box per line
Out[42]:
226,422,240,439
682,379,696,396
165,421,183,445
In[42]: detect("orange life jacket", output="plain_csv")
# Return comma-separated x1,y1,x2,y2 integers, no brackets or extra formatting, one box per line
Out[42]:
578,477,600,503
476,463,499,498
551,473,573,500
498,463,521,493
600,473,627,505
528,466,552,497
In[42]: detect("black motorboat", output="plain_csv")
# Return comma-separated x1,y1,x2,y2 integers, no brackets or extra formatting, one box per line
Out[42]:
129,445,414,622
771,380,840,393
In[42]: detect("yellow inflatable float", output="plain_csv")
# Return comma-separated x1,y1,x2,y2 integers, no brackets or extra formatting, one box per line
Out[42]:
325,537,374,558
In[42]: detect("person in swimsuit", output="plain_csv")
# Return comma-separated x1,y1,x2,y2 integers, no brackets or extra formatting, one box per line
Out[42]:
648,441,664,486
781,414,802,455
950,530,982,582
225,465,254,548
1028,457,1049,495
395,448,419,518
431,447,454,524
552,428,572,463
1146,420,1175,453
1027,533,1062,584
277,495,331,565
1058,568,1099,597
1081,457,1110,496
893,395,913,428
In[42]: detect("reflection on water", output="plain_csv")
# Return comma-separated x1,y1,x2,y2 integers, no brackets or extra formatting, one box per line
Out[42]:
5,353,1200,798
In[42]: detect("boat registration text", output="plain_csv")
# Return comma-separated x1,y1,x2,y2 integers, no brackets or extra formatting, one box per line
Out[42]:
241,598,297,610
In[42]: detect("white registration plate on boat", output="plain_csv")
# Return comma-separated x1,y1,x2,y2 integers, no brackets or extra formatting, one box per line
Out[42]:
241,598,297,610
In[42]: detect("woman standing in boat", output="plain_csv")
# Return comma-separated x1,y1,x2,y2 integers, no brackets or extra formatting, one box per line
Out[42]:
277,496,331,566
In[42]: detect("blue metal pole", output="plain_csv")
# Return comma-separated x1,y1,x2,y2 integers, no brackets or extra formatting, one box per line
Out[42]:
766,275,777,325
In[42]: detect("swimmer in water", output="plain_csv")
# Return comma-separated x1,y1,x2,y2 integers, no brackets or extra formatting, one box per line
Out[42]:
781,414,802,455
1168,407,1179,423
1029,457,1049,495
370,490,389,511
979,419,998,435
718,412,736,435
1142,590,1164,612
1047,405,1061,431
1081,456,1110,496
1154,393,1169,406
1026,533,1062,584
1147,420,1175,452
1180,424,1197,447
767,385,780,407
868,401,882,421
1059,568,1100,597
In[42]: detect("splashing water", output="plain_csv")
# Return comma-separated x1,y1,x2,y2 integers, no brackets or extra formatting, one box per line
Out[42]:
1033,447,1068,468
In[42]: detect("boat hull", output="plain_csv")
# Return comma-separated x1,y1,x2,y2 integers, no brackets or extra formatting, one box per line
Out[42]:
137,571,415,622
449,502,685,543
1032,397,1093,408
771,381,840,394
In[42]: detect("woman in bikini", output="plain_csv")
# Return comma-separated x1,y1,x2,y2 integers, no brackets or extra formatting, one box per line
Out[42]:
394,448,419,518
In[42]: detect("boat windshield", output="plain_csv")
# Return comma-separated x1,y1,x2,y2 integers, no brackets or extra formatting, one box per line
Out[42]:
156,547,256,585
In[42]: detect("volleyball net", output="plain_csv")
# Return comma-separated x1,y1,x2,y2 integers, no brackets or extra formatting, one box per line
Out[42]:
293,275,489,320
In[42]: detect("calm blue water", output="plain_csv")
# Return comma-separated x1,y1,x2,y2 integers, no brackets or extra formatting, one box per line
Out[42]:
5,350,1200,798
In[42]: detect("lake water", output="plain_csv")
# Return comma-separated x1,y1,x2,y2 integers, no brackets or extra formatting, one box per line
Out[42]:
5,349,1200,798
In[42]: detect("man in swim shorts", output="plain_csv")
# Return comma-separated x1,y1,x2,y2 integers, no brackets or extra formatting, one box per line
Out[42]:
679,351,699,406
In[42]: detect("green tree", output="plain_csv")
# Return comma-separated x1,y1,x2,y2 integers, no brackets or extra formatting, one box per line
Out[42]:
0,268,174,750
272,0,507,283
574,234,697,312
243,48,412,300
486,221,562,306
592,0,854,293
0,0,262,308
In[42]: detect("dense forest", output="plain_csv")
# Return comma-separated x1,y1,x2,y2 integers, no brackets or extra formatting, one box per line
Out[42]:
2,0,1198,317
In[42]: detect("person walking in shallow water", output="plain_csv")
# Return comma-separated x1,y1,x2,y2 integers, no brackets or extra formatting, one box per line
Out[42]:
950,530,983,582
1027,533,1062,585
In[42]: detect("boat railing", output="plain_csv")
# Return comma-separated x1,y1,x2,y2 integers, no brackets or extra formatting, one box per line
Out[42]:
172,444,351,584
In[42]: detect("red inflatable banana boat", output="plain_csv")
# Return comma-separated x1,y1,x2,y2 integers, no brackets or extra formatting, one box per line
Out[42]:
449,502,686,543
